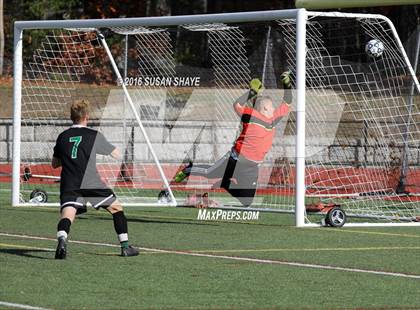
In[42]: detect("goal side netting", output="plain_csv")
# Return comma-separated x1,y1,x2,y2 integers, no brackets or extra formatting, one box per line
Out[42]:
11,10,420,226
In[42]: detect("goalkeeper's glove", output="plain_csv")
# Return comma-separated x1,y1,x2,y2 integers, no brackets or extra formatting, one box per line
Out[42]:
249,78,264,98
280,70,292,89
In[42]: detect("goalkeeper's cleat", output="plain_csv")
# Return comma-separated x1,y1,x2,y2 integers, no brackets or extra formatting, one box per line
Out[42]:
249,78,264,97
121,245,139,257
174,171,186,183
280,70,292,89
174,170,189,183
55,237,67,260
174,162,192,183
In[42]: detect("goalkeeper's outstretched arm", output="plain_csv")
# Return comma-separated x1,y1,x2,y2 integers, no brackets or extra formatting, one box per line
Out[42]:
280,70,293,105
233,78,263,115
273,71,294,123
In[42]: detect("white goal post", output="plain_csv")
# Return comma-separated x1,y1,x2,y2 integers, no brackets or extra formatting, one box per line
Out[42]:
11,9,420,227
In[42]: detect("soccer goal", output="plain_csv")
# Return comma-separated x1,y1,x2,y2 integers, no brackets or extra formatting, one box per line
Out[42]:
11,9,420,227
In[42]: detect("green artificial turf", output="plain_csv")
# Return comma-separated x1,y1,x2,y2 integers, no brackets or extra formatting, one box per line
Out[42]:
0,190,419,309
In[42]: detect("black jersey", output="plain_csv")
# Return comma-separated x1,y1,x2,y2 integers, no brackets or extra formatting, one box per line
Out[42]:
53,126,115,192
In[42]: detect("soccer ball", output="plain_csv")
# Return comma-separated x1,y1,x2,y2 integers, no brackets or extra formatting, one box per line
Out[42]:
365,39,384,58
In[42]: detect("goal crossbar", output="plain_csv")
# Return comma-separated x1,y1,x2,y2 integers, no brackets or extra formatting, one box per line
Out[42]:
13,10,300,30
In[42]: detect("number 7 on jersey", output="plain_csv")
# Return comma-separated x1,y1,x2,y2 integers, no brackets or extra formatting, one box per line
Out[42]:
69,136,82,159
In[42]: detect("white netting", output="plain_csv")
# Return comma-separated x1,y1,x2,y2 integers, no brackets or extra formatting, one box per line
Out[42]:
21,30,99,200
16,15,420,223
278,16,420,221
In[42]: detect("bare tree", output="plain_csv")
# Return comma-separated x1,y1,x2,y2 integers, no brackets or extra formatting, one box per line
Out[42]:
0,0,4,76
146,0,171,16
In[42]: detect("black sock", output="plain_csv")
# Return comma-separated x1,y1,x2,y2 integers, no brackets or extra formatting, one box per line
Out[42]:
57,218,71,240
112,211,129,247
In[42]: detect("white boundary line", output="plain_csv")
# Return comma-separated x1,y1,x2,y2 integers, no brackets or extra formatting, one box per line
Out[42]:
143,248,420,279
1,232,420,280
0,301,50,310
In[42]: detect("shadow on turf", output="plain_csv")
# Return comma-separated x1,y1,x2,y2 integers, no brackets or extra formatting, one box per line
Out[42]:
95,216,292,228
96,216,220,226
0,248,53,259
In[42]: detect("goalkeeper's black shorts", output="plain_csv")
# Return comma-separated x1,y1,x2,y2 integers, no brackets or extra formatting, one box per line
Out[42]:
221,152,259,207
60,188,117,214
190,149,259,207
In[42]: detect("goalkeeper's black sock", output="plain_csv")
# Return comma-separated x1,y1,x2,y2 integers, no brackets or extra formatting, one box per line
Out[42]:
112,211,129,248
57,218,71,240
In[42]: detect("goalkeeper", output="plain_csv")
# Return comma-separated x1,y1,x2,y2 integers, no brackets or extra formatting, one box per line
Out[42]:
175,72,293,207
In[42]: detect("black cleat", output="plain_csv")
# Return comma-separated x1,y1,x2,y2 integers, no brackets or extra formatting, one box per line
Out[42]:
121,245,139,257
55,237,67,259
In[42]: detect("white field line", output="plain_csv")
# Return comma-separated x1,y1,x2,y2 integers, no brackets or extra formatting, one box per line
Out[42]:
3,241,420,254
1,232,420,280
0,301,50,310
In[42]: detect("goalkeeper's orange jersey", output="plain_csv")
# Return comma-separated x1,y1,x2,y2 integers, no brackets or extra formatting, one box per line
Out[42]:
233,103,290,162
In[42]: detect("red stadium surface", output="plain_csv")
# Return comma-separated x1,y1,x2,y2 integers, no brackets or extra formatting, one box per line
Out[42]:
2,163,420,199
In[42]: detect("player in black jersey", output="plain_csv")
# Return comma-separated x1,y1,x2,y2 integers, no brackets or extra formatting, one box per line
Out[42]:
52,100,139,259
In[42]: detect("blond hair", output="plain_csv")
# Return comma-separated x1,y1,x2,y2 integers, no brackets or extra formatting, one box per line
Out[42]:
70,100,90,123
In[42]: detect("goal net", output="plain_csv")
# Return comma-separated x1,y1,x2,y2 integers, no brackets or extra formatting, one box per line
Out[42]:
12,10,420,226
